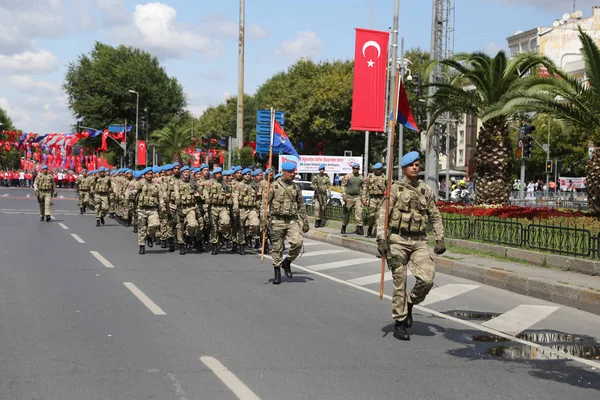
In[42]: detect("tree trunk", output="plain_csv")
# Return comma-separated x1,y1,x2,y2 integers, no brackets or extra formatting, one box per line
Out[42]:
474,120,513,205
586,147,600,216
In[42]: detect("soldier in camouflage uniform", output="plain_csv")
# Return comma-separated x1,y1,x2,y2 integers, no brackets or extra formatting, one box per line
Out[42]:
131,167,165,254
311,164,330,228
93,167,111,226
75,169,89,214
173,166,199,255
124,170,139,229
33,165,56,221
194,164,211,250
233,168,260,255
264,161,310,285
230,166,244,253
376,151,445,341
206,167,231,255
362,162,386,238
341,163,364,235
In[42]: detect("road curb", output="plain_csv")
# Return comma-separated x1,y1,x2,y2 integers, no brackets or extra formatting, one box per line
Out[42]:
304,228,600,316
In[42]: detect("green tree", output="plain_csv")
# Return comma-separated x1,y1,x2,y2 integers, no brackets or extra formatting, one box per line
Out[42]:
489,28,600,213
63,42,186,155
150,119,193,165
0,149,21,170
232,147,255,168
0,106,16,134
195,94,257,142
429,51,555,204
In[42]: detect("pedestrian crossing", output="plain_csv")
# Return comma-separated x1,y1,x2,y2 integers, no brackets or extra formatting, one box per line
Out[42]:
286,239,575,337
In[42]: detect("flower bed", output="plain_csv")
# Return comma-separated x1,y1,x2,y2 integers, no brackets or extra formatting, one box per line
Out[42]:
437,203,588,220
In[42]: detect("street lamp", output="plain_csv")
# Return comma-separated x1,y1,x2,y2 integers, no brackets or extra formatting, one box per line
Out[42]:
128,90,139,167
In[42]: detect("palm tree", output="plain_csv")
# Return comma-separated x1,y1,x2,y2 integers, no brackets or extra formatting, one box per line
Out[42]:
429,51,555,204
150,121,193,165
488,27,600,214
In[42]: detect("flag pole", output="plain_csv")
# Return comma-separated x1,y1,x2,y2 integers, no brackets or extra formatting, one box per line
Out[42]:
380,65,401,300
261,107,275,263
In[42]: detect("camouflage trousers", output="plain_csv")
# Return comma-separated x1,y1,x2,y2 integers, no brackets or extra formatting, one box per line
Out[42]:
177,206,199,244
313,194,328,222
195,205,208,242
366,196,384,229
270,217,303,267
78,190,90,208
95,194,109,219
38,191,52,216
342,195,363,226
158,211,175,240
109,194,116,214
239,207,260,239
210,206,230,244
137,208,160,246
386,234,435,322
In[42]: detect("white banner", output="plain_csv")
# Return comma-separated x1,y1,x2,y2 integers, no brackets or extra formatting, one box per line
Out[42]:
559,176,586,190
279,155,364,174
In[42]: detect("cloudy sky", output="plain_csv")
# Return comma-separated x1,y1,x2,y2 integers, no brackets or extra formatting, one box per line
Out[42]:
0,0,594,133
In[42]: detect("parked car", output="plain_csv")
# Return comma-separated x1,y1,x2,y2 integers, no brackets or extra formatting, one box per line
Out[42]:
294,180,344,206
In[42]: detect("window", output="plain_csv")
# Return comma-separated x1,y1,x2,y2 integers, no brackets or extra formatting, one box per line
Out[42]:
458,149,464,164
459,130,464,144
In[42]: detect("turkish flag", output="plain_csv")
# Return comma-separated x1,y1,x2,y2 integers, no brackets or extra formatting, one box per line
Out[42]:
350,28,389,132
137,140,147,165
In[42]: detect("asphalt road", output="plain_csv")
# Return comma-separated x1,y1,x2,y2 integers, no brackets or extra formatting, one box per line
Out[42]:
1,186,600,399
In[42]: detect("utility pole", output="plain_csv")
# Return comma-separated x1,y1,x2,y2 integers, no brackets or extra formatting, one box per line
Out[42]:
546,116,551,191
236,0,245,150
397,37,404,179
364,0,374,177
385,0,400,178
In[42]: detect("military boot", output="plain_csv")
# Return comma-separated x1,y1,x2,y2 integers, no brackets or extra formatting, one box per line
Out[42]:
180,244,186,255
100,216,105,225
367,226,373,238
139,245,145,255
320,220,326,228
341,225,346,234
393,321,410,341
231,242,238,253
254,238,261,249
161,240,167,248
40,215,44,221
315,220,321,228
80,207,84,215
239,244,245,255
45,215,51,222
109,213,115,219
133,224,138,233
83,206,86,213
273,267,281,285
355,226,364,235
405,303,414,328
281,257,293,278
211,243,220,255
125,218,131,227
168,238,175,252
96,219,101,227
195,240,204,253
146,237,154,248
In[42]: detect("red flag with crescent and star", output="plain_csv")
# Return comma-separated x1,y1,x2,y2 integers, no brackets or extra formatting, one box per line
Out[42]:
137,140,147,165
350,28,389,132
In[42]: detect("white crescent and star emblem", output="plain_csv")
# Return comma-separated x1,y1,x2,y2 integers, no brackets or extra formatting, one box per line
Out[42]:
362,40,381,68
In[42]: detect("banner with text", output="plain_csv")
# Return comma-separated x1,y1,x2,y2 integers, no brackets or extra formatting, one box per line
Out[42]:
279,155,363,174
559,176,586,189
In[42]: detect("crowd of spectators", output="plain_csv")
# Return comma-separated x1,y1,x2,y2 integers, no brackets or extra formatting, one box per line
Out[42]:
0,170,78,188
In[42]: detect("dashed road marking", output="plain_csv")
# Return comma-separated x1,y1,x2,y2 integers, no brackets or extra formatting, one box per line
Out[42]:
90,251,115,268
348,270,398,285
420,284,480,306
58,223,69,230
200,356,261,400
123,282,166,315
309,258,377,271
301,249,349,258
482,305,560,335
71,233,85,243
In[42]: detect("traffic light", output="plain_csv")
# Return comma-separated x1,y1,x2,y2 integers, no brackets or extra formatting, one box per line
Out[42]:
141,114,148,131
520,124,535,159
546,160,553,174
440,134,447,155
412,73,423,96
76,121,82,133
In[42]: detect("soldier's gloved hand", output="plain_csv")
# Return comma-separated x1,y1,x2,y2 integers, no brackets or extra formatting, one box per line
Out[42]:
302,220,310,233
377,239,389,258
434,240,446,255
261,218,268,230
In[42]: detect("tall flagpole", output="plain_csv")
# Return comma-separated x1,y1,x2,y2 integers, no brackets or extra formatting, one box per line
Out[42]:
380,66,401,300
261,107,275,263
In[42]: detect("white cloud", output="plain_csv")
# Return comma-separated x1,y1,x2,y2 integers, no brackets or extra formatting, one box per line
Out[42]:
106,2,221,59
6,75,62,94
275,31,323,59
0,50,59,73
187,104,209,117
483,42,506,56
0,0,66,55
95,0,131,26
0,95,72,133
223,91,232,100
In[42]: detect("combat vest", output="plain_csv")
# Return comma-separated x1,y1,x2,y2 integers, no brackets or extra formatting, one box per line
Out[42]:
138,180,160,208
390,180,430,234
238,180,258,208
312,174,329,195
178,180,195,207
38,174,54,191
344,174,363,196
79,176,91,191
209,180,229,206
367,174,386,196
195,177,210,203
271,180,300,217
95,176,110,194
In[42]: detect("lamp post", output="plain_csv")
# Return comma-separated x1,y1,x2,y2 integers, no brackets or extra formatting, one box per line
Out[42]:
128,90,139,167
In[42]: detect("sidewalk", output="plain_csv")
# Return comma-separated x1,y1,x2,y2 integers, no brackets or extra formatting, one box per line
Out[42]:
305,218,600,316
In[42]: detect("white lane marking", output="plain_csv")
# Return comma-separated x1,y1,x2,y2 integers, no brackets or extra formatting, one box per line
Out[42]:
348,270,411,286
58,195,65,198
26,194,31,198
1,193,8,197
301,242,321,246
200,356,261,400
482,305,560,335
420,284,480,306
50,215,56,220
71,233,85,243
301,249,349,258
309,258,377,271
123,282,166,315
262,254,600,369
90,251,115,268
58,222,69,230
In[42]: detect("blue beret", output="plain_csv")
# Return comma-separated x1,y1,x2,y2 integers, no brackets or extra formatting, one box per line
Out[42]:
199,164,209,170
172,163,181,169
42,165,48,170
82,169,87,173
254,168,263,174
373,162,383,169
151,166,158,173
180,166,190,172
232,166,242,173
265,168,272,174
318,164,325,171
242,168,252,175
251,170,257,176
162,164,172,171
213,167,223,174
141,167,152,175
281,161,297,171
274,173,282,179
352,163,360,169
193,168,200,173
400,151,420,167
